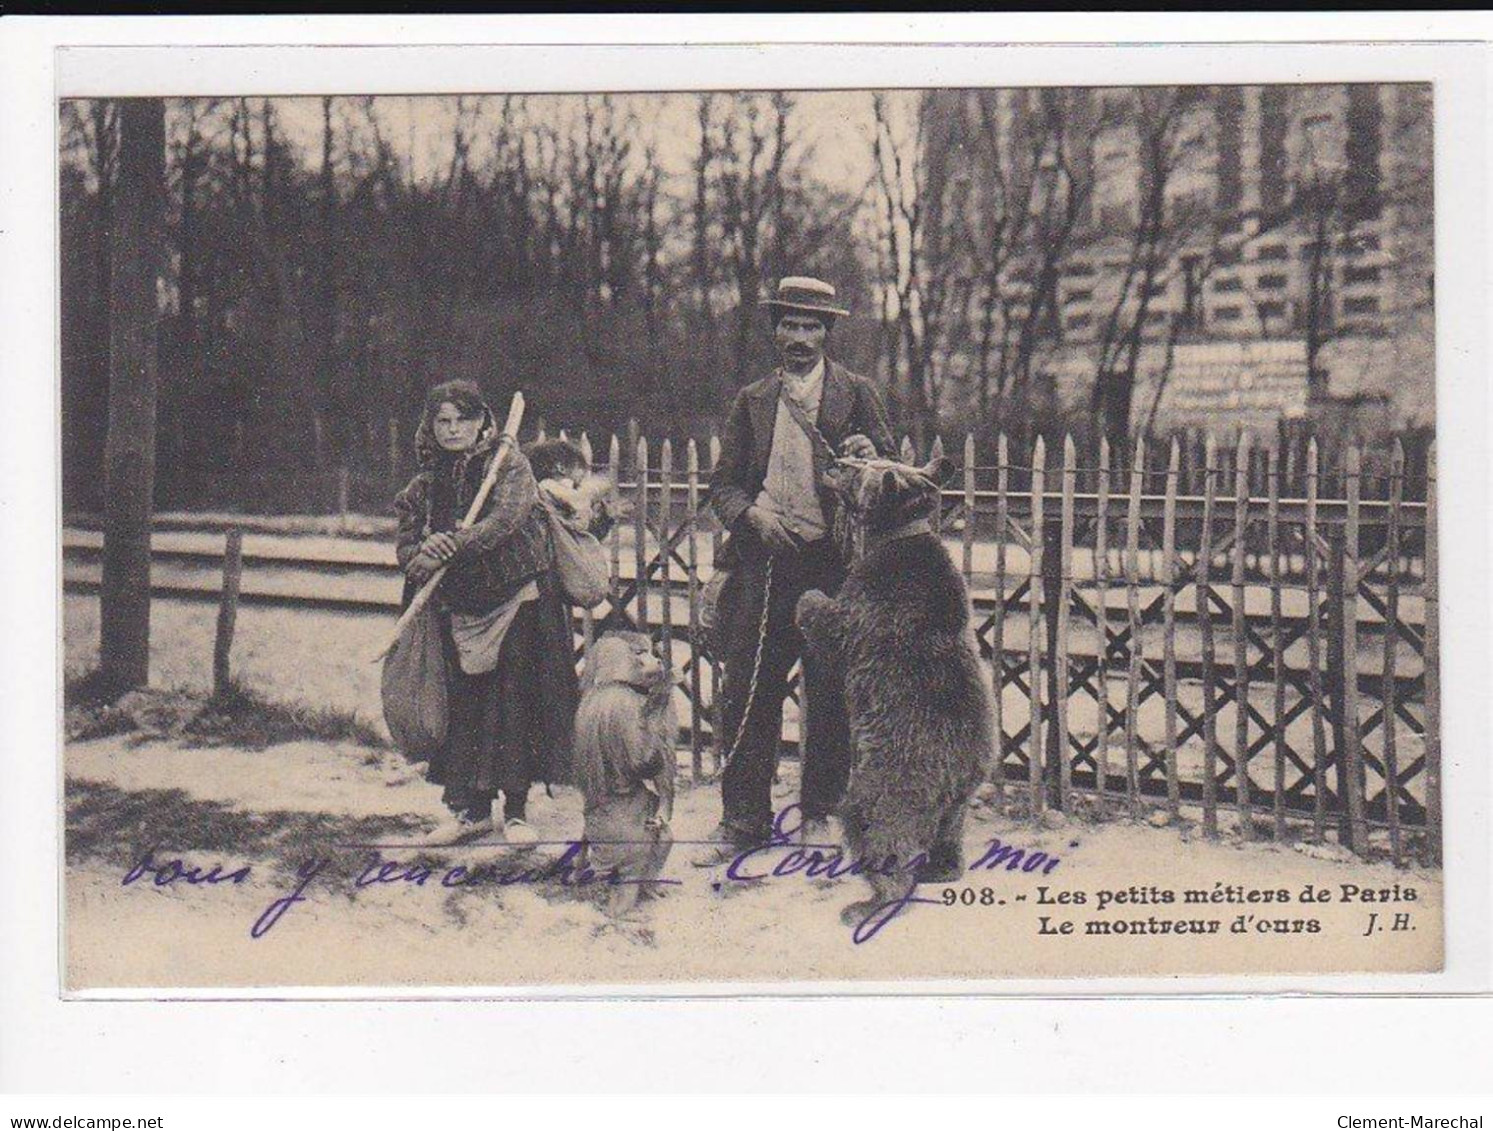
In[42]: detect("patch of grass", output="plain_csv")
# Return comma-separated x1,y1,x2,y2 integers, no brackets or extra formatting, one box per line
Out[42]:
65,668,122,709
65,778,421,874
184,680,388,752
64,669,139,741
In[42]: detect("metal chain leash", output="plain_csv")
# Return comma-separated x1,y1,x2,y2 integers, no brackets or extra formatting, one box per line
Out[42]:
717,375,872,771
717,556,774,769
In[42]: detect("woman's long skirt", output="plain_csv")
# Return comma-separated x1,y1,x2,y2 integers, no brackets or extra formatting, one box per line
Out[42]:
425,574,578,809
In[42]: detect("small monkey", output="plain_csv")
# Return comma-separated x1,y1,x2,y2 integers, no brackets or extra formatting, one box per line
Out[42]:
573,631,677,918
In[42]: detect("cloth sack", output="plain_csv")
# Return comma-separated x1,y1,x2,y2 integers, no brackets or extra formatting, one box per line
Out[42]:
380,602,449,760
449,580,538,675
543,502,610,609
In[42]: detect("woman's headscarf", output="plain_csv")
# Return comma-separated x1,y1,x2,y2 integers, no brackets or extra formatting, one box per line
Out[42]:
413,379,497,470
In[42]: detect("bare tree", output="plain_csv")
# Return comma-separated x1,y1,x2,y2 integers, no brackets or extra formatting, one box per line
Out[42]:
1090,88,1205,450
871,91,947,435
716,93,793,389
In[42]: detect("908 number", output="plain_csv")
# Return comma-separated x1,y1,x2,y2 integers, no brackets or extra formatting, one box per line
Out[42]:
941,887,999,907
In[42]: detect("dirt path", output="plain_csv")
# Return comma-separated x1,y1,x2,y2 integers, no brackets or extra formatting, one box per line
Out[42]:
64,733,1441,990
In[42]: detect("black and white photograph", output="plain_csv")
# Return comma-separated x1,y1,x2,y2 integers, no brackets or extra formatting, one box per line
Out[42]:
52,64,1453,988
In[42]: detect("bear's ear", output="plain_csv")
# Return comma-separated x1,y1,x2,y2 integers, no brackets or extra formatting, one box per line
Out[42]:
921,456,956,486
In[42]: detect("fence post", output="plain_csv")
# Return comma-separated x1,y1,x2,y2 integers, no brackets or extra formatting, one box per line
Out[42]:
337,465,350,530
1123,435,1144,816
1232,431,1253,839
961,432,976,583
608,434,623,615
709,431,724,773
658,439,674,698
387,417,401,486
1268,444,1287,840
635,437,650,632
1162,438,1181,819
1027,436,1047,820
1338,445,1369,854
213,528,244,699
1045,435,1075,811
1423,440,1441,865
1305,438,1329,842
1198,433,1220,837
686,440,703,781
1381,439,1405,864
992,433,1009,798
930,434,945,535
1095,436,1112,797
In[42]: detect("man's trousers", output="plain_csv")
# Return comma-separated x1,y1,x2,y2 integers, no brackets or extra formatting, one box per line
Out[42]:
715,534,853,843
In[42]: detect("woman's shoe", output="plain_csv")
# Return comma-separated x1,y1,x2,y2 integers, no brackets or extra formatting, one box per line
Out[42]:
502,817,540,849
413,814,494,848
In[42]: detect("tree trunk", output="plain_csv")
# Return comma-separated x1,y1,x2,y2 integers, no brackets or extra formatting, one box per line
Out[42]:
316,96,341,461
100,98,165,694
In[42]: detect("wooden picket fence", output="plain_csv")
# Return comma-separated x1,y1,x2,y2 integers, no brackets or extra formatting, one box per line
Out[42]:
551,426,1437,867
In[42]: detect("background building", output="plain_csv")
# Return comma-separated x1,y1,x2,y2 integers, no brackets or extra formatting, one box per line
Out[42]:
912,83,1433,442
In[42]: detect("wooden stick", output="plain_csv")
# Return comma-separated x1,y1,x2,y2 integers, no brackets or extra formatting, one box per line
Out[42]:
374,392,526,660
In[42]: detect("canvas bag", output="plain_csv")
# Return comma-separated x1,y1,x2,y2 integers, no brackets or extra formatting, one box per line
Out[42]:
543,502,610,609
380,601,449,759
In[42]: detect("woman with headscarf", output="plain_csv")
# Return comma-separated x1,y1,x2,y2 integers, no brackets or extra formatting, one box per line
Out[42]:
393,380,578,846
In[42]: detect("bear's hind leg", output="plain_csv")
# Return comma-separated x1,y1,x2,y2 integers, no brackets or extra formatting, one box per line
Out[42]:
916,803,969,884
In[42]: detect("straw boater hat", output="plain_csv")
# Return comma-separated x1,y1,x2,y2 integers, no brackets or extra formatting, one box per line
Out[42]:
759,275,850,319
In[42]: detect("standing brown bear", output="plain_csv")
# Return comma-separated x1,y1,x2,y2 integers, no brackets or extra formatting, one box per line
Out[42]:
795,456,995,928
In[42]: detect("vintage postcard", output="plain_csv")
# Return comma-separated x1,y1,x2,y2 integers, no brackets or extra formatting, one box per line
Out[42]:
56,46,1461,992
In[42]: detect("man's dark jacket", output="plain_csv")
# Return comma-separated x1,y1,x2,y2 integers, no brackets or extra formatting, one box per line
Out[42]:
707,360,897,553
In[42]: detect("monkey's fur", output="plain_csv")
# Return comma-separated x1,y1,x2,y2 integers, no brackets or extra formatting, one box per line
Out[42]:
795,457,994,927
573,631,677,918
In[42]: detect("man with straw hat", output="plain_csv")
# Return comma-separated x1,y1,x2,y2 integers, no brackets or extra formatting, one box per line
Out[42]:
694,276,896,865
